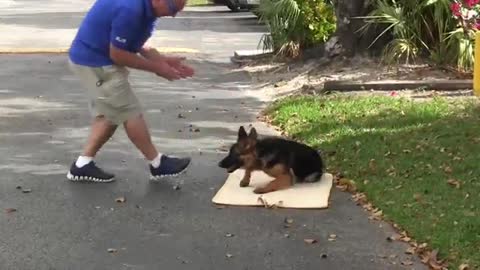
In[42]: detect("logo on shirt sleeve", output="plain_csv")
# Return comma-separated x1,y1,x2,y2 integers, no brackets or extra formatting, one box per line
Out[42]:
115,36,127,43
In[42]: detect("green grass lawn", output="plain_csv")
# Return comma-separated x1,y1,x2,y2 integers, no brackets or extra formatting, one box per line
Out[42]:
186,0,213,6
264,94,480,269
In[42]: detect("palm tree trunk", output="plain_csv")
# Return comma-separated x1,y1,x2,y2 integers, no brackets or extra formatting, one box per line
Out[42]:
328,0,390,57
330,0,369,57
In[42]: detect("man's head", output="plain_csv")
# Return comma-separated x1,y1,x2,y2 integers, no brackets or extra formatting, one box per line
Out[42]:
151,0,186,17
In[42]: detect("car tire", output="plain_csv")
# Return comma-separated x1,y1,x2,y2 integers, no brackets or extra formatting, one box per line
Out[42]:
225,0,241,11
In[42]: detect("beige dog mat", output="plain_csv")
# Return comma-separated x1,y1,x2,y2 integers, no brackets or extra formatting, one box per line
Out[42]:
212,169,334,209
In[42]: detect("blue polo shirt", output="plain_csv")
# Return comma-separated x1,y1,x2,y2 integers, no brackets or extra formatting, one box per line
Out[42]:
69,0,157,67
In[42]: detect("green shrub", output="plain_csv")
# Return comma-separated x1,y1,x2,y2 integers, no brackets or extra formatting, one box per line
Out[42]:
298,0,337,46
257,0,336,57
444,0,480,72
358,0,476,72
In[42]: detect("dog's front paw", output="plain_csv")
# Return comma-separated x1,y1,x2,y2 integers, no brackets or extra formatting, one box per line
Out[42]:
253,187,269,194
240,180,250,187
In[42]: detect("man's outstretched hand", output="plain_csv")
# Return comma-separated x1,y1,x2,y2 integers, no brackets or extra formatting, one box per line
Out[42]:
139,46,194,80
152,61,182,81
164,56,195,78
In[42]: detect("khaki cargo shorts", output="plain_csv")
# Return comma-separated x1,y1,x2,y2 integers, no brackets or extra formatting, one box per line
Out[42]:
68,60,142,125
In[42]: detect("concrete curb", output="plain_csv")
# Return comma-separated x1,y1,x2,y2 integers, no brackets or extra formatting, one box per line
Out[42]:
323,79,473,91
231,49,273,63
0,47,200,54
234,49,273,58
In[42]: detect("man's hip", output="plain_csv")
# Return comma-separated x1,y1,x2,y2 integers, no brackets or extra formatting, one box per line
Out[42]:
68,60,142,124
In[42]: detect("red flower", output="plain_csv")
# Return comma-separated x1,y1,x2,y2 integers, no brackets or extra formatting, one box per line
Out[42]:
451,2,462,17
476,20,480,29
465,0,480,8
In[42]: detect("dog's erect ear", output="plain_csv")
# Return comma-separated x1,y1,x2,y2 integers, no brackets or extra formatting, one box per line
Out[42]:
248,127,257,140
238,126,247,140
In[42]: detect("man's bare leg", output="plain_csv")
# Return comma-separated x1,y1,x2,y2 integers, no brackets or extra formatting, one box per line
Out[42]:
82,116,118,157
123,113,158,161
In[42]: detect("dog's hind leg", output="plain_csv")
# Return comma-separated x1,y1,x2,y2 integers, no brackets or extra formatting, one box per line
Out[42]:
303,172,323,183
254,164,292,194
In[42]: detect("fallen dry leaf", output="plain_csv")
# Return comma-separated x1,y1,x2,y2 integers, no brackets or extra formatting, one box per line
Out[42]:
444,166,453,174
115,196,126,203
363,203,374,211
257,197,283,208
405,247,416,255
399,235,412,243
337,178,357,192
416,243,428,253
328,234,337,242
368,159,376,172
459,263,470,270
422,249,447,270
447,179,461,188
285,217,294,224
304,239,318,244
414,193,423,202
369,209,383,221
352,193,367,205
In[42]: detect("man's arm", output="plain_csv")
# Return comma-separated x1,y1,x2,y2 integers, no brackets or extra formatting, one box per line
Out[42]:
139,45,167,61
109,8,177,77
110,44,158,73
110,44,181,81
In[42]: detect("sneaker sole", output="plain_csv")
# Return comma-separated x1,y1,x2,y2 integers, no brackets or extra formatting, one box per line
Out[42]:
67,172,115,183
149,166,189,181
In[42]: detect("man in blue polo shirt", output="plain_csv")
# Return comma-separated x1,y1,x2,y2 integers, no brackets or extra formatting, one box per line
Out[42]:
67,0,194,183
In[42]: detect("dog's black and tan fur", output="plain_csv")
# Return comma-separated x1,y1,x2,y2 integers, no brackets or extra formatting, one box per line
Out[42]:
218,126,325,194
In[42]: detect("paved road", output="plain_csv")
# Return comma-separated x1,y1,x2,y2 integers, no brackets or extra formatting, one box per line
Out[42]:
0,3,426,270
0,0,266,62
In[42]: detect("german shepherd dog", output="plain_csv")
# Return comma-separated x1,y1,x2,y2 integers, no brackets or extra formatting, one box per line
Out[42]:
218,126,325,194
